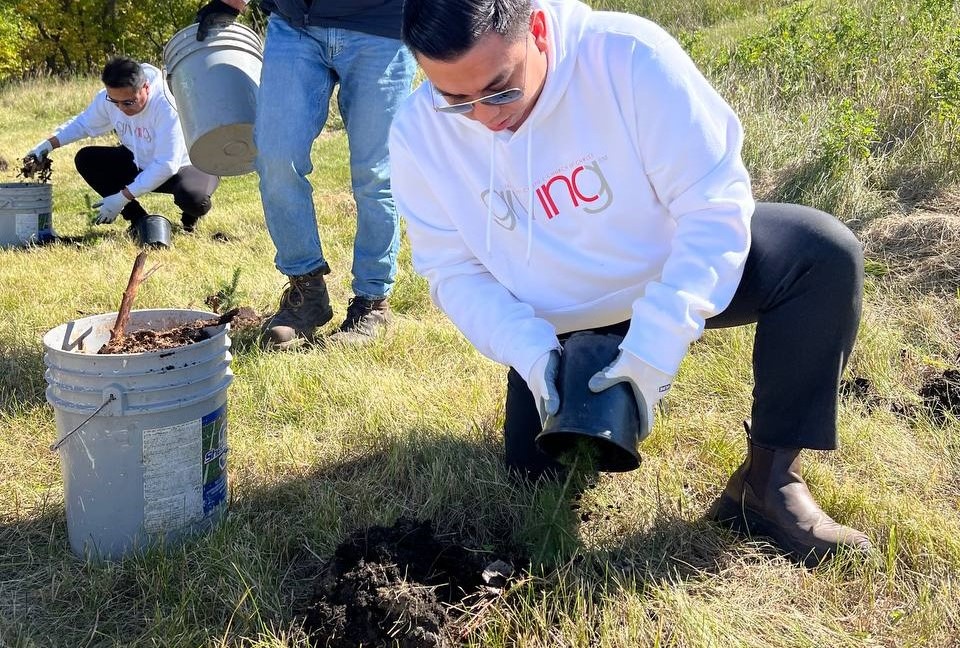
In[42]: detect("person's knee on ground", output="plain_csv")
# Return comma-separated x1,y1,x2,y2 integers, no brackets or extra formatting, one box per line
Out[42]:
504,368,567,482
176,193,213,233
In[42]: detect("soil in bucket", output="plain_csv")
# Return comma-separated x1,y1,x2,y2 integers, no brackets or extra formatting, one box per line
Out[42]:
98,306,258,354
298,517,517,648
99,251,261,354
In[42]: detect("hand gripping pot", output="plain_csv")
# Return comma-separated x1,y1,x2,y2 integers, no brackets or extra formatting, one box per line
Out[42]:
536,332,648,472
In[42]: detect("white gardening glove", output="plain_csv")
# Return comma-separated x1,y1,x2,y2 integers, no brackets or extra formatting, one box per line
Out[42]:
527,349,561,425
587,349,672,437
92,192,131,225
26,139,53,161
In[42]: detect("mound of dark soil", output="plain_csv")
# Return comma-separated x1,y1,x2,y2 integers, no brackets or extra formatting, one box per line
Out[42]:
301,518,512,648
919,368,960,423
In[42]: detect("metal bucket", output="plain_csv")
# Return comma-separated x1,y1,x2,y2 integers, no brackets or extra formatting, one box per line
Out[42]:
163,21,263,176
0,182,54,247
42,309,233,560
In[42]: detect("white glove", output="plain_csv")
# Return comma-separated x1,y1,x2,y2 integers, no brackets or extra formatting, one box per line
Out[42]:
527,349,561,425
92,192,131,225
588,349,672,437
27,139,53,161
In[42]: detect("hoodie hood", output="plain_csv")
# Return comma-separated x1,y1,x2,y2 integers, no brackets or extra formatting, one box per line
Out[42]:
522,0,590,132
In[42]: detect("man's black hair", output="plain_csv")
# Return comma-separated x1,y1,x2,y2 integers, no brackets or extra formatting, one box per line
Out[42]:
101,57,146,89
402,0,532,61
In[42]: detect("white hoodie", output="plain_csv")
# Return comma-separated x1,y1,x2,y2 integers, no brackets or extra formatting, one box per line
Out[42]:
54,63,192,198
389,0,754,384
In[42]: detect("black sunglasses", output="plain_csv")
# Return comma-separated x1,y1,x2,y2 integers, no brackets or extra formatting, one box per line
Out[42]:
105,94,141,108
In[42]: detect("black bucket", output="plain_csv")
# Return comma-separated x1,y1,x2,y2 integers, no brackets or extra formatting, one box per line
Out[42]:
138,215,172,248
536,332,647,472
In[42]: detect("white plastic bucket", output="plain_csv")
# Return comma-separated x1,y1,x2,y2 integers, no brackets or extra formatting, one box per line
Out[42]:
0,182,53,247
163,22,263,176
43,309,233,560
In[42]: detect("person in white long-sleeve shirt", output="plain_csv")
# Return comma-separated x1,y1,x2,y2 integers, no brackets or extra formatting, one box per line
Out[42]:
391,0,872,567
24,57,219,235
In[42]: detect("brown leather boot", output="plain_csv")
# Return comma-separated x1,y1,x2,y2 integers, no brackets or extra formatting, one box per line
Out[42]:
260,267,334,350
325,296,391,345
709,423,871,567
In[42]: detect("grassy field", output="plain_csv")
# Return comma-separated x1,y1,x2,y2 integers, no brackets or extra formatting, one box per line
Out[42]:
3,0,960,646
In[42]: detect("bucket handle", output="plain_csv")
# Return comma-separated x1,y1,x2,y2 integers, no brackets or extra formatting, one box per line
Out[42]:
161,66,179,116
49,385,125,452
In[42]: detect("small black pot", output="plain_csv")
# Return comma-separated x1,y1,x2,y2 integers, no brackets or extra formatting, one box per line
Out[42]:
138,214,172,248
536,331,646,472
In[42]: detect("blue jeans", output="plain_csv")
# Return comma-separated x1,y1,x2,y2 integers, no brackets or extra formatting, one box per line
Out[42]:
254,16,416,299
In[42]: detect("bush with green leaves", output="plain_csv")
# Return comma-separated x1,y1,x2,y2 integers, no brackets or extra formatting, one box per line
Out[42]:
4,1,266,83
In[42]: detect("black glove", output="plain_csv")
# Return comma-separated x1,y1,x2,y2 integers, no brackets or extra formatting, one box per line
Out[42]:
196,0,240,41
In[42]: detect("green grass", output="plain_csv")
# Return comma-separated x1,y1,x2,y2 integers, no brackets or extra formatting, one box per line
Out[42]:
3,0,960,645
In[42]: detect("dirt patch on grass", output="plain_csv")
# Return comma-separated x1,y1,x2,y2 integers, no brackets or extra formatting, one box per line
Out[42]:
300,517,514,648
861,209,960,291
919,368,960,424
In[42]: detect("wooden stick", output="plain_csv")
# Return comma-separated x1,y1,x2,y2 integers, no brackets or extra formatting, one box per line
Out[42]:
110,251,148,343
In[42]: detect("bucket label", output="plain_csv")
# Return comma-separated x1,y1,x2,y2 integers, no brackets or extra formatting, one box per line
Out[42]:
38,211,53,237
201,405,228,515
143,419,204,533
15,214,38,241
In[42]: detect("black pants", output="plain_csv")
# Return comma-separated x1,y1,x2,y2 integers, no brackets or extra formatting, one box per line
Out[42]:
74,146,219,222
504,202,864,476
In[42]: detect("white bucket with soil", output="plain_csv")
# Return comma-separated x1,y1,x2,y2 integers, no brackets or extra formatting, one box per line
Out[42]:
42,309,233,560
0,182,53,247
163,21,263,176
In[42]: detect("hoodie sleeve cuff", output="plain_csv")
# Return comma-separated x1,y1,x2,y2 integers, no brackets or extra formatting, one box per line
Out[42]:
490,318,560,383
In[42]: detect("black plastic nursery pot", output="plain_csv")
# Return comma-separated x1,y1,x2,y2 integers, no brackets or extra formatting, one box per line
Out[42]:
536,331,647,472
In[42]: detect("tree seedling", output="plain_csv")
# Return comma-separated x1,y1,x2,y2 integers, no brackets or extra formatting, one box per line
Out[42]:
204,266,244,314
84,194,99,225
528,438,600,566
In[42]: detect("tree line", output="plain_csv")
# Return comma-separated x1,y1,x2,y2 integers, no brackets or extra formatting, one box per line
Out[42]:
1,1,265,83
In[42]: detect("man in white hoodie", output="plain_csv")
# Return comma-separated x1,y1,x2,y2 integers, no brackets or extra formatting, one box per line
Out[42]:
25,57,219,236
390,0,872,567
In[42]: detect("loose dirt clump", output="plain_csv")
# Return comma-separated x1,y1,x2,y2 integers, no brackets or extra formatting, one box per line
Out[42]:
919,368,960,424
19,155,53,183
300,517,512,648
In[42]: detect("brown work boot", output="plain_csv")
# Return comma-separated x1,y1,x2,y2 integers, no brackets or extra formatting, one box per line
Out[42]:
325,296,391,345
260,267,334,350
709,423,872,567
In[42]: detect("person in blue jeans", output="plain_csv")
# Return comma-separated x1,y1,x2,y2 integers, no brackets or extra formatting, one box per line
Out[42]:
195,0,416,348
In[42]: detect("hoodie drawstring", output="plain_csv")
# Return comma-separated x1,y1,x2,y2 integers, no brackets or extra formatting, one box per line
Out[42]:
525,128,533,262
486,136,495,253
